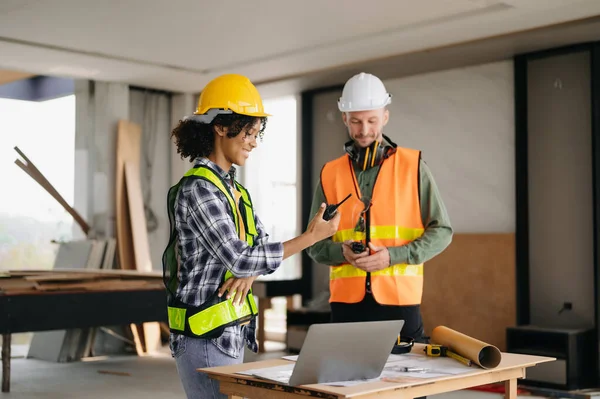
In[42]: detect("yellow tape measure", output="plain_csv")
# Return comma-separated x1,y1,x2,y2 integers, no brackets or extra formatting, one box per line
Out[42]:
423,344,444,357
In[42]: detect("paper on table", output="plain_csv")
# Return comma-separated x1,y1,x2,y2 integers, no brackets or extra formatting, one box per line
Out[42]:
390,353,474,375
281,353,404,363
239,353,474,386
239,363,295,384
295,357,470,387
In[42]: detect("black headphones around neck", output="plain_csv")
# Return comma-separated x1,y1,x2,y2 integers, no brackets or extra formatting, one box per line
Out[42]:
344,134,398,171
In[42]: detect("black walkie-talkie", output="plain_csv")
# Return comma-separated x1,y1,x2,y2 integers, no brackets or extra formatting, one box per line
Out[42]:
323,193,352,221
350,242,366,254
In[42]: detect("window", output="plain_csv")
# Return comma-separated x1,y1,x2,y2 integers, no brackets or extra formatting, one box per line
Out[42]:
0,95,76,271
242,95,300,280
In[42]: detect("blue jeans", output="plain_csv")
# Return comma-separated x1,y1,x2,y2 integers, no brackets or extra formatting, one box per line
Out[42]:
173,336,243,399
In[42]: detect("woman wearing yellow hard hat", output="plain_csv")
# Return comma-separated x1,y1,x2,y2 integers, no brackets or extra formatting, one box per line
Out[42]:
163,74,340,398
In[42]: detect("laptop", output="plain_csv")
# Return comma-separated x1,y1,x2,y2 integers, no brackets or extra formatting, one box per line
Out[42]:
251,319,404,386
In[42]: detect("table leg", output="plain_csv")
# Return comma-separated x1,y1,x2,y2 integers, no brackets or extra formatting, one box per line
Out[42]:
257,297,270,353
2,334,10,393
505,378,517,399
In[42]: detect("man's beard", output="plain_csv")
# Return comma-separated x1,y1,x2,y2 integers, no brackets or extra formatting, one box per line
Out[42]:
352,131,382,148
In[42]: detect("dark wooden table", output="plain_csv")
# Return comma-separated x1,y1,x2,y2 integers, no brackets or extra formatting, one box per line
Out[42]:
0,287,168,393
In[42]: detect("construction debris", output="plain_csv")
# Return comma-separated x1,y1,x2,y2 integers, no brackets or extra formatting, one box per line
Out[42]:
0,269,163,296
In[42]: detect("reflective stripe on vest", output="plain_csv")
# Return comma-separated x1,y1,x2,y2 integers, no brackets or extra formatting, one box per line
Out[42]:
332,226,424,244
167,270,260,336
321,147,425,306
162,165,258,337
235,181,258,246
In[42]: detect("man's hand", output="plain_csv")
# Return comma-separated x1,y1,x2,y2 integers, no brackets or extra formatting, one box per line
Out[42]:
342,240,369,267
353,243,391,272
218,275,258,306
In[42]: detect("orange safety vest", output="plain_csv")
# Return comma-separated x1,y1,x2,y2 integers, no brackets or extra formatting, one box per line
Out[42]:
320,146,425,306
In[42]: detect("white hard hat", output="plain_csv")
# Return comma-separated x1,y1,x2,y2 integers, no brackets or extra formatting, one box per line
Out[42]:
338,72,392,112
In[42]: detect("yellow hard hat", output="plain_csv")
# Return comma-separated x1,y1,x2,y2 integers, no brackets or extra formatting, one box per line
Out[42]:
193,74,270,122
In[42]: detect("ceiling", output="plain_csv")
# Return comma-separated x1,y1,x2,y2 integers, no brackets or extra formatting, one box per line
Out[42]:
0,0,600,94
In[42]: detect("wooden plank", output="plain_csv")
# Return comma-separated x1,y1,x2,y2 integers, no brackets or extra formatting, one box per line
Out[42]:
0,279,38,291
115,120,159,355
115,120,141,270
34,279,152,292
13,148,90,235
24,273,102,282
53,240,94,269
98,370,131,377
2,285,164,297
102,239,117,270
85,240,106,269
23,273,161,282
220,381,322,399
421,233,516,351
129,323,145,355
6,269,162,278
0,289,40,296
124,161,152,272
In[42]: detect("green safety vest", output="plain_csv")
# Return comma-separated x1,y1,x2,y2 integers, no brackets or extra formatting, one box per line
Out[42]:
162,165,259,338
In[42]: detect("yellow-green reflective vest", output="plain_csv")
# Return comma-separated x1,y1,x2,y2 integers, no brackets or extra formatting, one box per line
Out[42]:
162,165,259,338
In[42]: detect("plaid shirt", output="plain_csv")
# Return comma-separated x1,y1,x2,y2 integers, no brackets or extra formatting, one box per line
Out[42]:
169,158,283,359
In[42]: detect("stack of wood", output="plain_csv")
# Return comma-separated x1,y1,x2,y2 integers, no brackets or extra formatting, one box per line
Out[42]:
1,269,164,363
11,119,164,361
115,120,161,355
0,269,164,296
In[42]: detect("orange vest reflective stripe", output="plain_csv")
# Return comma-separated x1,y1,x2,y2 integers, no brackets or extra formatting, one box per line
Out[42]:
320,147,425,306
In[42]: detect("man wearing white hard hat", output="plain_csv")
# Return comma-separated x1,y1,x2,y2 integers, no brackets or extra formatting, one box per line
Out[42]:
307,72,453,346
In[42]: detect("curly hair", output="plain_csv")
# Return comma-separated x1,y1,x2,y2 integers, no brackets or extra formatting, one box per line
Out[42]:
171,113,268,160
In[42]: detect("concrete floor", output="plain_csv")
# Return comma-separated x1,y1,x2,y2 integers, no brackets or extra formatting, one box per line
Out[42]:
5,344,553,399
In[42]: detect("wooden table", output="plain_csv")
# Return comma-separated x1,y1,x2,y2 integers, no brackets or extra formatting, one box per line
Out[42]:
0,287,168,393
200,344,554,399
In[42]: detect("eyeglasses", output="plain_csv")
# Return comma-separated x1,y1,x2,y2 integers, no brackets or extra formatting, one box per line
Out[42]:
354,198,371,233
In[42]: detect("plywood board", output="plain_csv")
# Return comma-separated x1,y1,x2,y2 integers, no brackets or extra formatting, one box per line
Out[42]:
27,330,68,362
102,238,117,270
53,240,94,269
27,240,96,362
115,120,141,270
85,240,106,269
124,161,152,272
0,278,38,291
421,233,516,351
34,279,153,291
116,120,160,354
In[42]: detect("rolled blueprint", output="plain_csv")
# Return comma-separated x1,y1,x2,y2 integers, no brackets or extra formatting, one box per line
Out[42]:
430,326,502,369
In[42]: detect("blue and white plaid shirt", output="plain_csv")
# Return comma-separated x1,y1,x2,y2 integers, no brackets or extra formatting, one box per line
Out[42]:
169,158,283,359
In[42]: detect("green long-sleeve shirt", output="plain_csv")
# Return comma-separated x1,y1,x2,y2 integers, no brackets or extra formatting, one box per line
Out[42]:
307,156,453,266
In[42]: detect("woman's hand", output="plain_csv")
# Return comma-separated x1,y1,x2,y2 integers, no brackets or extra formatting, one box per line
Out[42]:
218,275,259,306
306,203,341,243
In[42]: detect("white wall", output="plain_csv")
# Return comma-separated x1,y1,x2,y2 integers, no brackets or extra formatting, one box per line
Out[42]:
170,94,195,184
383,61,515,233
310,60,515,296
